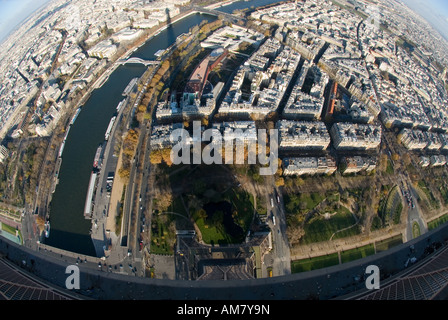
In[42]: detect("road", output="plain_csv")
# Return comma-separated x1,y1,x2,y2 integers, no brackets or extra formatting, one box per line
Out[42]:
90,113,121,255
407,184,428,241
135,120,154,256
265,176,291,277
389,171,427,243
119,65,157,275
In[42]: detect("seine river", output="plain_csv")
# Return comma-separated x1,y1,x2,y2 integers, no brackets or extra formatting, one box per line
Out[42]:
46,0,282,256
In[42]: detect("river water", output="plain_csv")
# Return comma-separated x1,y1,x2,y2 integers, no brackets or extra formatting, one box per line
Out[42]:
46,0,282,256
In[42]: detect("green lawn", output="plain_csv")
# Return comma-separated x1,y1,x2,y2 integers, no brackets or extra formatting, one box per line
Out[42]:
375,235,403,252
392,202,403,225
284,192,326,215
1,222,17,235
195,216,232,245
301,206,360,244
340,244,375,263
428,214,448,231
386,159,394,174
412,221,421,238
291,253,340,273
1,222,22,245
192,187,254,245
150,197,187,255
417,180,440,210
150,223,174,255
225,188,254,231
370,215,383,231
256,195,267,215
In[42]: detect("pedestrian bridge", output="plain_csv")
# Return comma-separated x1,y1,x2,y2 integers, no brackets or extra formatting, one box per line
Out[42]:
118,57,159,66
193,5,247,24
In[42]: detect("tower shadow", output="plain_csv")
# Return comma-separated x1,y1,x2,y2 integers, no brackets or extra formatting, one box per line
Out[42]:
165,7,175,45
165,7,172,25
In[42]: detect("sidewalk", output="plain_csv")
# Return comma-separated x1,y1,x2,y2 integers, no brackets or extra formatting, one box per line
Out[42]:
290,226,405,261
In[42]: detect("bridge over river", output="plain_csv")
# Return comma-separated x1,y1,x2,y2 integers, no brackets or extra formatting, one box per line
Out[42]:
192,5,247,24
118,57,160,66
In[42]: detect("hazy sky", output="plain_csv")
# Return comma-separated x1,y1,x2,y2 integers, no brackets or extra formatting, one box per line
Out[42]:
401,0,448,39
0,0,51,42
1,0,448,42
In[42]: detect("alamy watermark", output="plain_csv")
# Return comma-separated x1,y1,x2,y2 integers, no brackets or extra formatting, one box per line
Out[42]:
65,265,80,290
365,265,380,290
170,121,279,176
